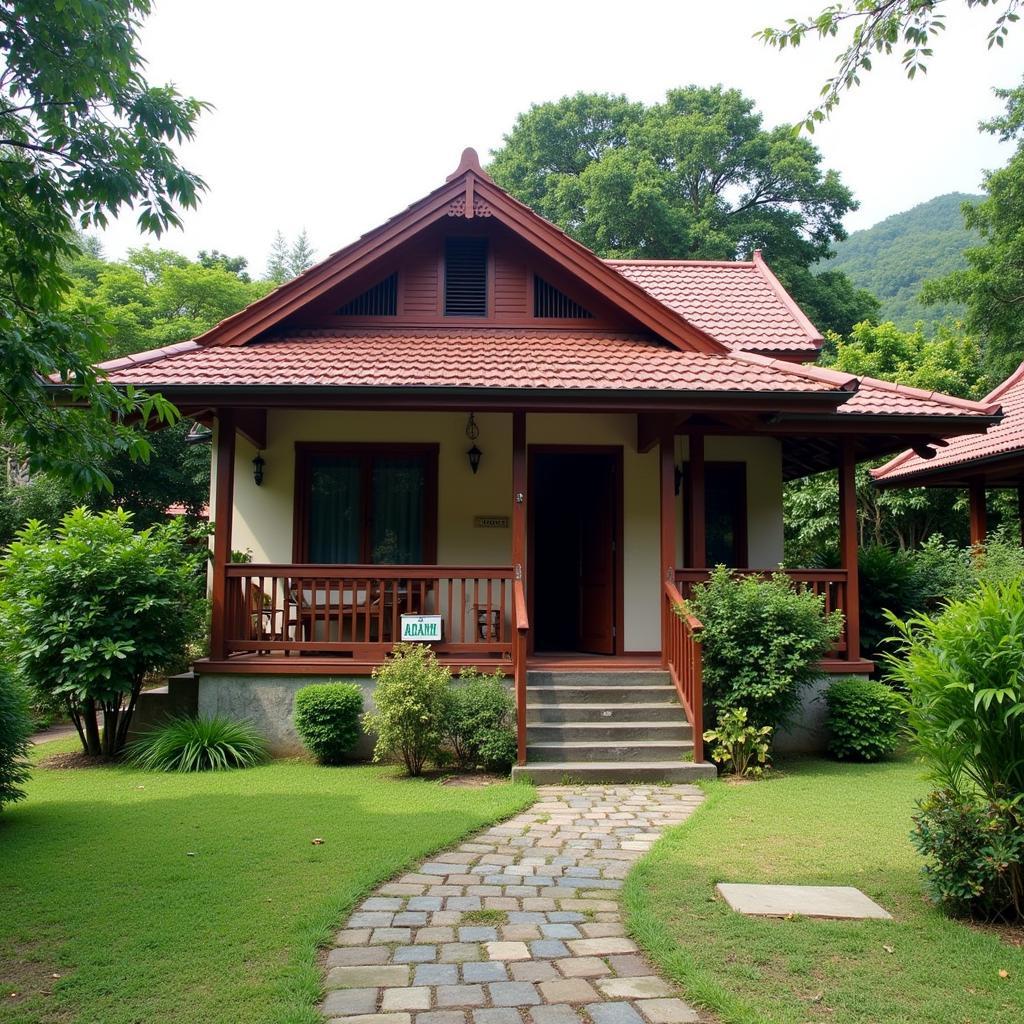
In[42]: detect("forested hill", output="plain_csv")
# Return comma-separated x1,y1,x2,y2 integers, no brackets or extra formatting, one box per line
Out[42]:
826,193,982,332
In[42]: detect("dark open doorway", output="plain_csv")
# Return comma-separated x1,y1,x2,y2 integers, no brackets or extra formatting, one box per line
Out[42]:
529,448,622,655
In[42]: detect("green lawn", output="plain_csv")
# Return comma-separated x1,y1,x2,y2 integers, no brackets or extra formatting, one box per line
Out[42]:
0,739,533,1024
626,757,1024,1024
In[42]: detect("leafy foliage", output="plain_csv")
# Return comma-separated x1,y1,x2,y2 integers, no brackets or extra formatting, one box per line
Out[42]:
292,682,364,765
489,86,876,335
824,676,905,761
364,643,450,776
0,508,208,756
0,662,31,811
441,667,516,772
126,714,269,772
0,0,207,488
702,706,772,777
686,567,843,731
911,789,1023,921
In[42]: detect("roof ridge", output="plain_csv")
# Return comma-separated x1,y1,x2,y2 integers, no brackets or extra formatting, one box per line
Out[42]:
983,357,1024,402
751,250,823,346
606,258,755,268
729,349,858,392
96,340,201,373
855,374,1001,415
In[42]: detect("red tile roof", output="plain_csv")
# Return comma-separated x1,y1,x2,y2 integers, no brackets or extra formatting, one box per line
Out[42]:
610,252,822,357
874,362,1024,483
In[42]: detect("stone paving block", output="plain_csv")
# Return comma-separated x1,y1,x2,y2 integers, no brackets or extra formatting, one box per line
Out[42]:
394,945,438,963
529,1006,582,1024
510,961,559,982
435,985,486,1008
501,925,541,942
483,897,519,911
415,1012,467,1024
462,961,509,983
326,946,392,967
540,924,581,940
605,956,650,978
432,912,463,926
459,927,499,942
440,942,483,963
326,1014,411,1024
363,897,406,911
350,911,396,928
382,988,433,1012
553,957,610,978
716,883,892,920
634,999,699,1024
585,1002,645,1024
565,938,638,957
381,884,429,897
507,912,545,925
488,981,542,1007
578,924,624,939
596,978,673,1000
447,897,483,912
395,912,430,927
374,928,414,944
522,898,557,912
417,927,457,944
414,964,459,986
408,897,444,912
538,978,601,1004
473,1009,522,1024
485,941,531,961
320,988,379,1016
529,940,569,959
334,928,372,946
547,912,585,923
327,965,411,989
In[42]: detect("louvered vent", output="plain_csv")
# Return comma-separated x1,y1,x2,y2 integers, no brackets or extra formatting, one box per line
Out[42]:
444,238,488,317
534,276,594,319
338,273,398,316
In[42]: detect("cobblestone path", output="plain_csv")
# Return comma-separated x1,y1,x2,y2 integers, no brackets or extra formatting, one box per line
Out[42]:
320,785,706,1024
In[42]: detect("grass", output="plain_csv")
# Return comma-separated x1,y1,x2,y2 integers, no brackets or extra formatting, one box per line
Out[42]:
626,757,1024,1024
0,738,533,1024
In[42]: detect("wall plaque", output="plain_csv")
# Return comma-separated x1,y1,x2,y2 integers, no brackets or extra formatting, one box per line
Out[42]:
473,515,510,529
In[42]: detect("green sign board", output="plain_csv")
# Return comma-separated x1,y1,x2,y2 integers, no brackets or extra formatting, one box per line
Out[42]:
400,614,443,642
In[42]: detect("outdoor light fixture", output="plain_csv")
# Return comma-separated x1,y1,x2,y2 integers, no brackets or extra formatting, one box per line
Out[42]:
466,413,482,475
252,451,266,486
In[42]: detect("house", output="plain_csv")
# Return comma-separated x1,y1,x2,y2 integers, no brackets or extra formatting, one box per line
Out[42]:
87,149,1001,780
874,360,1024,545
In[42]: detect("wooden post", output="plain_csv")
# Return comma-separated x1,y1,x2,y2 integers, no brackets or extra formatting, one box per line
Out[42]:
1018,484,1024,548
969,478,988,548
687,433,706,568
838,439,861,663
512,411,526,576
209,408,236,660
511,411,528,766
660,436,676,667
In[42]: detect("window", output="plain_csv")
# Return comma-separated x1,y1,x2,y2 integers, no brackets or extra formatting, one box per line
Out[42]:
444,237,487,316
683,461,748,567
337,272,398,316
295,444,438,564
533,275,593,319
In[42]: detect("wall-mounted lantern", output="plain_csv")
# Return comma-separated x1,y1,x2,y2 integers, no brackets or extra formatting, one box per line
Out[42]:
466,413,482,475
252,451,266,486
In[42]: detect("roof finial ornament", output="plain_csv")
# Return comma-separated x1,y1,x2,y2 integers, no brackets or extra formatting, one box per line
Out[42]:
447,147,492,183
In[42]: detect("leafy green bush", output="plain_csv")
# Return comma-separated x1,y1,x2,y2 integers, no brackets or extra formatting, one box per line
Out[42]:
687,567,843,731
364,643,450,776
702,707,772,777
857,544,929,660
824,677,905,761
442,667,515,771
885,579,1024,920
293,683,363,764
0,664,31,812
911,790,1023,921
126,715,269,772
0,509,208,756
476,727,518,773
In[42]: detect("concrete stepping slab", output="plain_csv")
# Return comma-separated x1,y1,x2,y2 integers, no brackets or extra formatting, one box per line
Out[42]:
716,883,892,920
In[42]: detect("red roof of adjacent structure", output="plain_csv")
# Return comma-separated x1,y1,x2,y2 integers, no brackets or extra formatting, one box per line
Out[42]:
873,361,1024,484
610,252,822,358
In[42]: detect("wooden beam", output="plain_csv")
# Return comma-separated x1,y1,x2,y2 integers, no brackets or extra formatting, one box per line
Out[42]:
235,408,267,450
838,439,861,663
687,434,706,569
660,437,676,667
969,478,988,548
209,408,236,660
637,412,677,454
512,411,526,577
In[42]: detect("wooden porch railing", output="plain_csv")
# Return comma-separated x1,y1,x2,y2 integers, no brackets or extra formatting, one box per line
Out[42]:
222,564,516,660
512,568,529,767
663,580,704,763
674,568,850,658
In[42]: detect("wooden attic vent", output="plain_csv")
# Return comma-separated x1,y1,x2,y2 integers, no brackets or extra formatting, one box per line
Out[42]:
444,238,488,317
533,275,593,319
337,272,398,316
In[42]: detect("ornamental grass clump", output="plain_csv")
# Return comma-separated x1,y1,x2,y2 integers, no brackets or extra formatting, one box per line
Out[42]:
293,683,363,764
126,715,269,772
884,579,1024,921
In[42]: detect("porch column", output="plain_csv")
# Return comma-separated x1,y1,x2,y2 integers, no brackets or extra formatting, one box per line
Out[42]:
512,411,526,576
969,478,988,548
660,436,676,668
687,433,706,568
838,439,861,663
511,410,528,767
209,407,236,660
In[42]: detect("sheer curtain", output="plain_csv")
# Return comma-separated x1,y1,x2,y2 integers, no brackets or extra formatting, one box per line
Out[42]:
371,457,425,563
308,456,361,563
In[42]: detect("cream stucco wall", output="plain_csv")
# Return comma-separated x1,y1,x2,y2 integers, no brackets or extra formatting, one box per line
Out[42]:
211,412,785,652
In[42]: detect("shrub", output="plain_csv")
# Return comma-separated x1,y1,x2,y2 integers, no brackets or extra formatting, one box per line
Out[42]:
857,544,929,660
442,667,515,771
911,789,1024,922
687,567,843,732
0,664,31,812
364,643,450,776
0,509,208,756
702,707,772,777
824,677,905,761
293,683,363,764
126,715,269,772
476,727,518,773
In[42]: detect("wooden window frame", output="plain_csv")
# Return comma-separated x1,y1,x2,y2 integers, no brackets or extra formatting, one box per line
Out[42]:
683,460,748,568
292,442,439,564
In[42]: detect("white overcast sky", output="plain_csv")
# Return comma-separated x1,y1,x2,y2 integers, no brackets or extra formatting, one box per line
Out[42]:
95,0,1023,274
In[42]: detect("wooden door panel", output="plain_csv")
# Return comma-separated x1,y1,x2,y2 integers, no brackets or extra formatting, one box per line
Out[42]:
578,463,615,655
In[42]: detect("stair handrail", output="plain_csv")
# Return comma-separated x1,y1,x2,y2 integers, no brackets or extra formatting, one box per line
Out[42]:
513,569,529,767
663,579,704,763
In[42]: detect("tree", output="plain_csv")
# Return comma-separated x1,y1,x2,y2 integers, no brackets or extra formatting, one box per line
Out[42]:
0,1,208,490
0,509,208,757
0,664,30,812
265,229,317,284
489,87,877,335
197,249,251,282
265,230,290,284
758,1,1021,129
924,77,1024,380
289,229,316,276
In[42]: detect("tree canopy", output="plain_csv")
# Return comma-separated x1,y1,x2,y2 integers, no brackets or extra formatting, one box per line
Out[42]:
0,0,207,490
489,87,878,335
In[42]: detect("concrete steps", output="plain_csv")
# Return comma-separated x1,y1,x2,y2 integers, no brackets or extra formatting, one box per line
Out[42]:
511,669,716,784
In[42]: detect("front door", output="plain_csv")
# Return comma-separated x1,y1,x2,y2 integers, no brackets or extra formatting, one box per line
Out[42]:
530,449,619,655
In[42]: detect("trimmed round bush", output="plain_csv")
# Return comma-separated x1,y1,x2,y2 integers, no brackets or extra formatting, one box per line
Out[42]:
293,683,363,764
125,715,269,772
825,677,905,761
